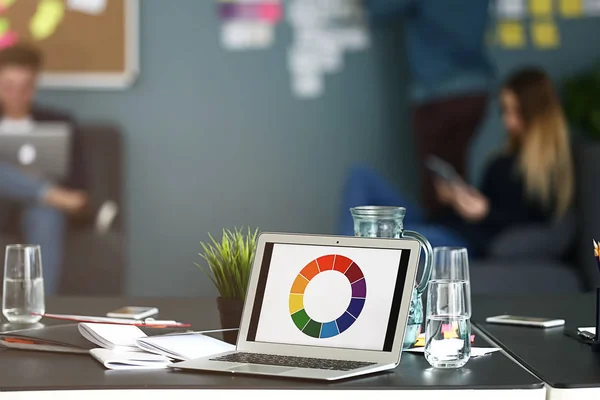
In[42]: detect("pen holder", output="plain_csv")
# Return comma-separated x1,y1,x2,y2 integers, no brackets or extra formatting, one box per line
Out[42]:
593,288,600,352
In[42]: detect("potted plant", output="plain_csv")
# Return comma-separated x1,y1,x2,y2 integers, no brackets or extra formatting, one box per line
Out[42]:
196,228,259,344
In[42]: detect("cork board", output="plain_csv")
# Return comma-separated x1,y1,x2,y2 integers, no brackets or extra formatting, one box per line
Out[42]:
1,0,139,89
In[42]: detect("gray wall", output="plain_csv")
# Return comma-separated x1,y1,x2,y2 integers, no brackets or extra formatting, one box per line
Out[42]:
37,2,600,296
37,0,414,296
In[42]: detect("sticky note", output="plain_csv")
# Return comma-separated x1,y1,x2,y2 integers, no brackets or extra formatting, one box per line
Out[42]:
30,0,65,41
584,0,600,16
414,334,425,347
560,0,583,17
498,21,526,49
532,20,560,49
258,2,283,23
529,0,553,17
0,30,17,50
0,0,15,8
0,18,9,35
496,0,526,19
66,0,107,15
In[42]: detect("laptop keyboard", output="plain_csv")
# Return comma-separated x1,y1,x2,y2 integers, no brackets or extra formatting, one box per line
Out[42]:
211,352,376,371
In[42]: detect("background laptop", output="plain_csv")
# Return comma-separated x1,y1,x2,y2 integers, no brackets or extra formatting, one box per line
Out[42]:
173,233,421,380
0,122,71,181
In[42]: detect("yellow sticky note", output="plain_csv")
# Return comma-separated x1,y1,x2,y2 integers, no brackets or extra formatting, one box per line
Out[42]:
529,0,553,17
0,18,9,36
560,0,583,18
0,0,15,8
532,20,560,49
498,21,526,49
30,0,65,41
414,334,425,348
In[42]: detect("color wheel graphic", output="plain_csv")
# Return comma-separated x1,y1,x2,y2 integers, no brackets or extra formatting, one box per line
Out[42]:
289,254,366,339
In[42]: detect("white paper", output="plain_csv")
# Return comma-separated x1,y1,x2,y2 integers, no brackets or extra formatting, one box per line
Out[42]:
67,0,107,15
221,22,250,50
221,22,273,50
287,47,323,75
288,0,325,28
136,333,235,361
406,346,501,358
287,0,369,99
249,23,274,49
90,349,171,370
79,323,147,352
333,27,370,51
584,0,600,15
321,48,343,73
495,0,526,19
291,73,324,99
579,327,596,334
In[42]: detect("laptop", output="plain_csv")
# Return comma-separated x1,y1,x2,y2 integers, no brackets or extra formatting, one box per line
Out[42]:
173,233,421,380
0,122,71,180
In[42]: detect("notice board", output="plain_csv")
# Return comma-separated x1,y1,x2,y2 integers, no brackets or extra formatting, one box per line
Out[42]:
1,0,139,89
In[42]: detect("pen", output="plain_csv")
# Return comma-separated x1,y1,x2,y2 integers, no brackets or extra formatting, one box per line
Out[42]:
164,327,240,336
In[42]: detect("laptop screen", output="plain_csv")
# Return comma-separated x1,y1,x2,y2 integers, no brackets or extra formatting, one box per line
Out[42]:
245,242,411,352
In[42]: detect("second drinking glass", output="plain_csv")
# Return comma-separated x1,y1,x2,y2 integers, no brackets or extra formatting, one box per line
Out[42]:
425,247,471,369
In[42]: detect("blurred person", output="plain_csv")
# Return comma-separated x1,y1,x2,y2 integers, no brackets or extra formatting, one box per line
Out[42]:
365,0,493,217
0,43,88,294
340,68,574,258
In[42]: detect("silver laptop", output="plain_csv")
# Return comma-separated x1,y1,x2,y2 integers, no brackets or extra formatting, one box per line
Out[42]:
0,122,71,180
173,233,421,381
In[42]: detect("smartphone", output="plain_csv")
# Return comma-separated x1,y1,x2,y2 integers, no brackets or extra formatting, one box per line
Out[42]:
485,315,565,328
106,306,159,320
425,155,461,183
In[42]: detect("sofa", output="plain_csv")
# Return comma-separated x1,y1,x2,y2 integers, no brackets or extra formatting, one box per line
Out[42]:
470,140,595,294
0,124,125,296
469,209,585,294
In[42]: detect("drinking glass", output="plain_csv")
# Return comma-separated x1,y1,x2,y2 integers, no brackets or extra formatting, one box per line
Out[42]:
2,245,45,323
425,247,471,368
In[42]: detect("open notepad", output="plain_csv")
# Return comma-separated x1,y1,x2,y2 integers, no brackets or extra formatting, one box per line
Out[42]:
90,349,171,370
137,332,234,361
79,323,234,369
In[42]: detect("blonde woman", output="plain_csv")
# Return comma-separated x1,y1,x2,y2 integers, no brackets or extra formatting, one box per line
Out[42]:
340,67,574,257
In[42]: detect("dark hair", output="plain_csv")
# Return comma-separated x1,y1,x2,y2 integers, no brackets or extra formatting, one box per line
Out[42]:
0,43,43,71
503,67,559,128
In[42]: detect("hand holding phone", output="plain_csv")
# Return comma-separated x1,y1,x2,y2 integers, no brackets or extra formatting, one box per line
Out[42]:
425,155,461,184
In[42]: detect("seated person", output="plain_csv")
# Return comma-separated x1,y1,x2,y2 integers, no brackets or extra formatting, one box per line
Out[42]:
0,43,89,294
340,67,574,258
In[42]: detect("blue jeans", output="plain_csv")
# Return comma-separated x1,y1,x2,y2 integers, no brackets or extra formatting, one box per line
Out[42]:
339,166,469,250
0,163,65,295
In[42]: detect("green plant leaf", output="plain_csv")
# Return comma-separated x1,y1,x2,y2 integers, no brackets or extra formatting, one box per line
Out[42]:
195,227,259,301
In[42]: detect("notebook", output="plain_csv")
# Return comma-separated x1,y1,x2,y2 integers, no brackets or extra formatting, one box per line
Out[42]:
136,332,235,361
79,323,147,352
90,349,171,370
0,324,95,354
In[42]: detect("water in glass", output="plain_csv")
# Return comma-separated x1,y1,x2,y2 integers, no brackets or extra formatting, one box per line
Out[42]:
2,245,45,323
425,279,471,368
425,247,471,368
3,277,45,323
